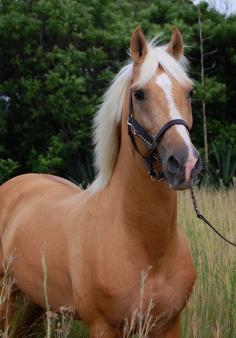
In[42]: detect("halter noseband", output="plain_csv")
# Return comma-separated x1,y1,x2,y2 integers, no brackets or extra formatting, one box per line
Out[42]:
127,90,190,181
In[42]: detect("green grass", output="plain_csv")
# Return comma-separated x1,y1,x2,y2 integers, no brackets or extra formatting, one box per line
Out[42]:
0,188,235,337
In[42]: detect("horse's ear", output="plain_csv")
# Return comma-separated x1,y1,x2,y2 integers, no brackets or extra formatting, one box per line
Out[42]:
130,26,148,64
167,27,184,60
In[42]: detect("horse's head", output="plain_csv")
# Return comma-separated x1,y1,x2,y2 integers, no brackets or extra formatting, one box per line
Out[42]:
129,26,202,190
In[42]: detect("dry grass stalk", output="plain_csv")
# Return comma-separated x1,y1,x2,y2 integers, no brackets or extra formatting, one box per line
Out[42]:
122,266,159,338
41,245,52,338
0,254,17,338
54,306,76,338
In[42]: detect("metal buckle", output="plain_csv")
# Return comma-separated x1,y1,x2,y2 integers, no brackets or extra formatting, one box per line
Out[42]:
138,134,153,147
147,157,165,182
127,120,137,135
127,120,153,147
149,171,166,182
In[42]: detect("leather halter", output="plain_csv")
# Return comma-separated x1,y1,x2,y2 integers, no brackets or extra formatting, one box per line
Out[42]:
127,90,190,181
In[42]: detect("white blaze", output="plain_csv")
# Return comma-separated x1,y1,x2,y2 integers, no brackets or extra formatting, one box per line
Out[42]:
155,73,197,182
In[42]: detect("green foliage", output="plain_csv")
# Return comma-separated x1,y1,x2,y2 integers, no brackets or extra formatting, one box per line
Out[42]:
195,77,227,104
0,158,19,183
74,155,95,188
209,140,236,187
0,0,235,186
27,136,65,173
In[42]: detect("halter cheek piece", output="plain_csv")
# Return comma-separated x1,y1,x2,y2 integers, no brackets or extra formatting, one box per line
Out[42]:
127,90,190,181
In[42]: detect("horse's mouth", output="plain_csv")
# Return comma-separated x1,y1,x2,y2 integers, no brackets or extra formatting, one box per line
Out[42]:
164,157,203,191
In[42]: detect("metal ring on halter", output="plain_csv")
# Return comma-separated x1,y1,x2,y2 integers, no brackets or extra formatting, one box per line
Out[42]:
150,172,166,182
128,123,137,135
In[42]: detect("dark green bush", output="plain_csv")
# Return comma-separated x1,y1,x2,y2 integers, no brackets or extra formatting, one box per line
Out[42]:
208,140,236,188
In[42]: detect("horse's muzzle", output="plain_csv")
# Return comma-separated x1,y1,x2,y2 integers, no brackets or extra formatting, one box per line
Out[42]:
163,147,202,190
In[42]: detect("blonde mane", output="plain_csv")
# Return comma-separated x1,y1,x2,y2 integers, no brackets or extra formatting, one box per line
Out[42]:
89,39,192,193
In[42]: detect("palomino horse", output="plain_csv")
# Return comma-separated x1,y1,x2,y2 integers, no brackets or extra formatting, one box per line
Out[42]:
0,27,202,337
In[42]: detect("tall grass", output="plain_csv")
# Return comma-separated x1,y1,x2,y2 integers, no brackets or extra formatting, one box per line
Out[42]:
0,188,235,337
179,188,235,338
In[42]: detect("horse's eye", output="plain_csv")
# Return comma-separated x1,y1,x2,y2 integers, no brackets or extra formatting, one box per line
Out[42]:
134,90,145,101
189,89,195,99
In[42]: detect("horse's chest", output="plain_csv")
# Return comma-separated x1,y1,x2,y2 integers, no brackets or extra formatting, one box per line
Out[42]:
142,273,186,316
78,229,196,327
94,267,192,327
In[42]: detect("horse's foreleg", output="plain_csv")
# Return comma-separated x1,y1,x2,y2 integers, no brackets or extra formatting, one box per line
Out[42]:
88,320,121,338
149,315,180,338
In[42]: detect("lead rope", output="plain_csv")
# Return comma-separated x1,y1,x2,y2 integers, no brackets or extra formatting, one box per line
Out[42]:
190,187,236,247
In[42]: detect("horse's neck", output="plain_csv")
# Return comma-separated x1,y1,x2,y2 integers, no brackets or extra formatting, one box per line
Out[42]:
106,104,178,256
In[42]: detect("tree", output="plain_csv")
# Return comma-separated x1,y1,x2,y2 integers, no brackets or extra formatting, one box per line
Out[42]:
198,4,209,170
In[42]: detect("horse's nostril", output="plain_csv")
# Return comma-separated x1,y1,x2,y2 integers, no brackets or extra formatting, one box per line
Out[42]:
167,155,180,173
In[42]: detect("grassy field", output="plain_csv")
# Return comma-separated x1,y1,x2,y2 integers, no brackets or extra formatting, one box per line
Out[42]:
179,188,235,338
0,188,235,337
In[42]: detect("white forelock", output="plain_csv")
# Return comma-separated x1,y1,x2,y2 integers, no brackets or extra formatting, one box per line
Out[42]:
88,38,192,193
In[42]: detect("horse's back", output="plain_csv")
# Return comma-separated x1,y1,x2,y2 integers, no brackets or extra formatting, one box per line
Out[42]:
0,173,81,197
0,173,80,229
